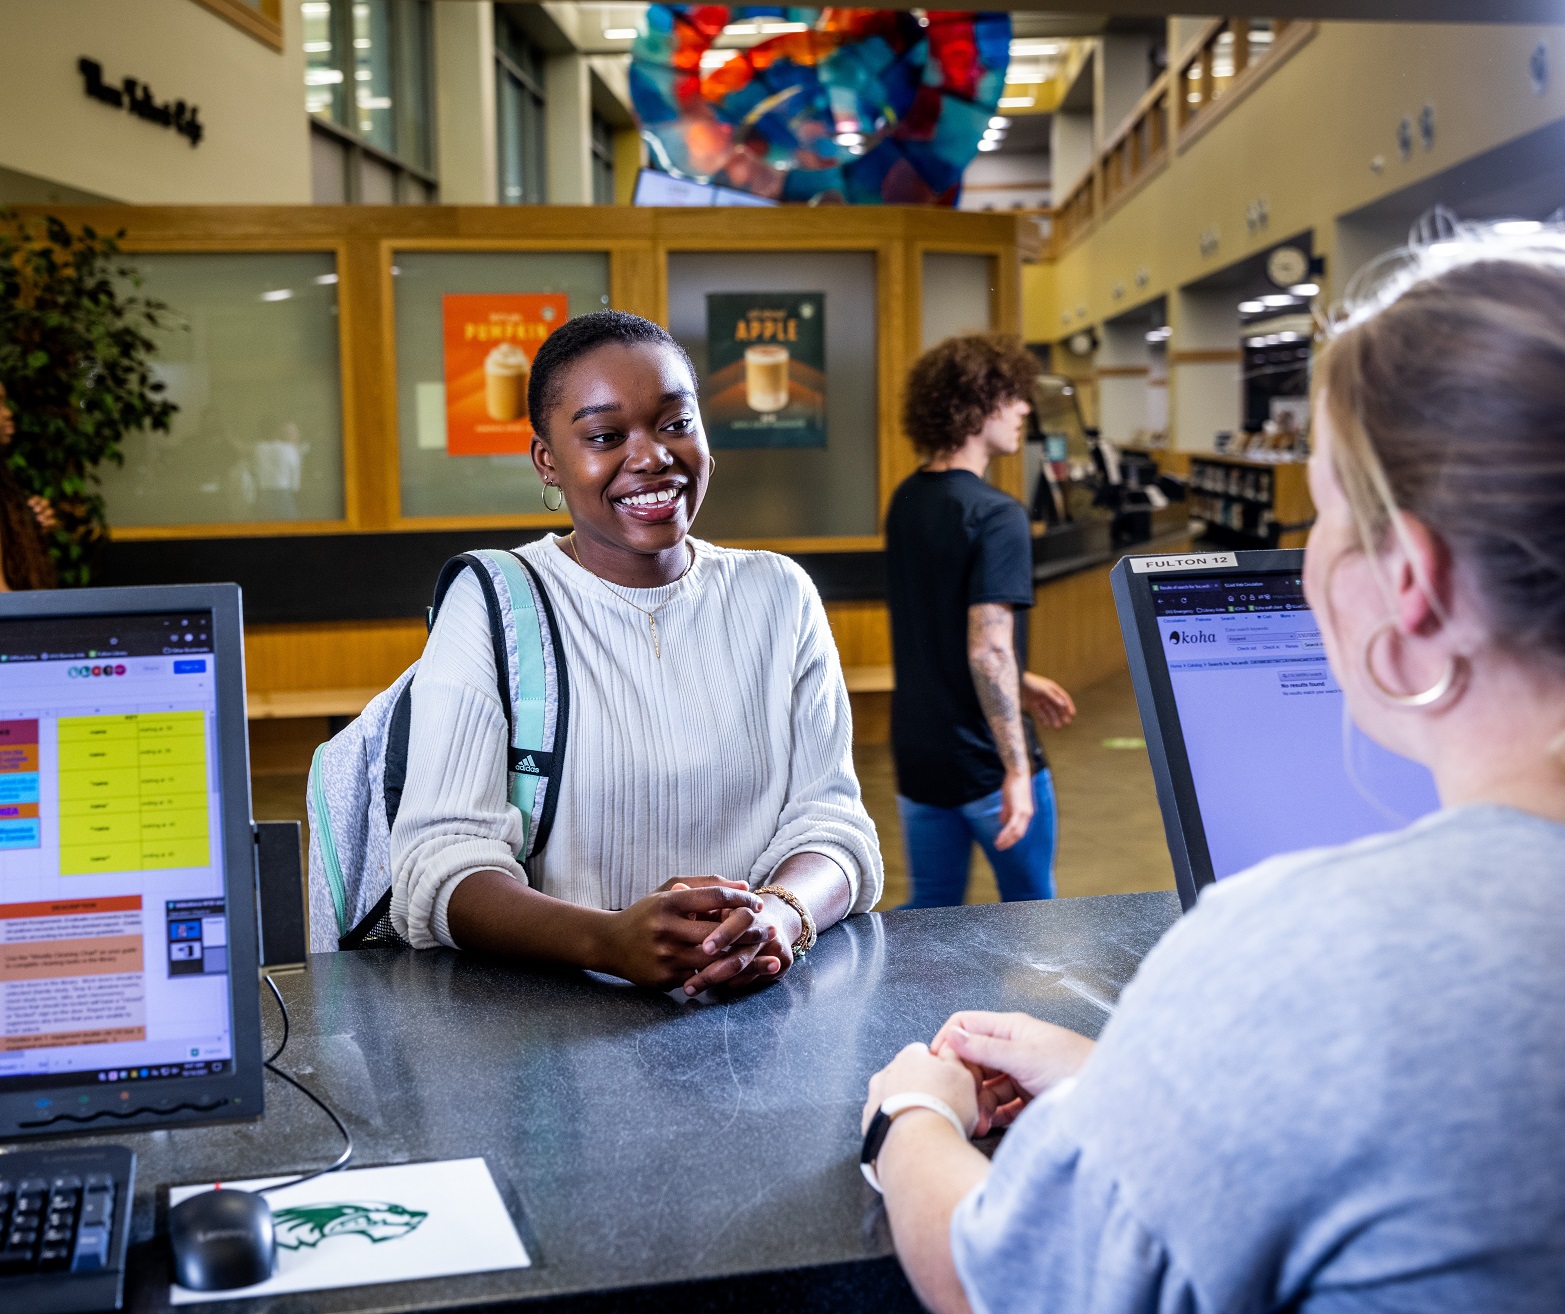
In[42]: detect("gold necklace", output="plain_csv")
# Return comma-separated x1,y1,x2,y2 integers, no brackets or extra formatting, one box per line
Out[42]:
567,532,694,659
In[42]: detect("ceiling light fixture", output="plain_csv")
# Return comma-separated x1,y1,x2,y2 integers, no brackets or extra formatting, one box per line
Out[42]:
603,27,638,39
977,140,1000,152
998,97,1034,109
1260,293,1296,307
989,116,1011,129
260,289,294,302
1288,283,1321,297
1494,219,1543,236
1238,300,1266,314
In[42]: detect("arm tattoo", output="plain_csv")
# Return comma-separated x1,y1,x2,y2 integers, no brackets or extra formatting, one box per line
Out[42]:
967,603,1030,776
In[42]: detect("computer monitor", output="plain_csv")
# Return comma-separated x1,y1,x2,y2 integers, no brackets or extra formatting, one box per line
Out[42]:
0,584,262,1139
632,168,780,207
1112,549,1441,909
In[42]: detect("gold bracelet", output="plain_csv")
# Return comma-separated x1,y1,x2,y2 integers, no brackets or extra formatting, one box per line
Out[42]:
755,884,817,957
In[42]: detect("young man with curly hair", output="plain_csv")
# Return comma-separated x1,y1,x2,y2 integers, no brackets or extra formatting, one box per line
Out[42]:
885,335,1074,906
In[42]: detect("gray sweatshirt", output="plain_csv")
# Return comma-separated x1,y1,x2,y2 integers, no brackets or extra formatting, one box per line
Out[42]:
952,805,1565,1313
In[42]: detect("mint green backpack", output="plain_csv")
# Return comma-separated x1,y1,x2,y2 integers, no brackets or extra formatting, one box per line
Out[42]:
305,549,569,952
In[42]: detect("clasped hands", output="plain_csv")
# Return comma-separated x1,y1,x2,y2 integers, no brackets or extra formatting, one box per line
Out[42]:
862,1011,1097,1142
607,876,798,997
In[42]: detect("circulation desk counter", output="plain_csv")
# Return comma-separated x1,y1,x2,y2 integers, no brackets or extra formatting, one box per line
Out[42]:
102,893,1179,1313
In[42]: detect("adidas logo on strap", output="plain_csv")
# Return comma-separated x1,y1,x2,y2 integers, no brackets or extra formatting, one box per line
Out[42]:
518,754,539,774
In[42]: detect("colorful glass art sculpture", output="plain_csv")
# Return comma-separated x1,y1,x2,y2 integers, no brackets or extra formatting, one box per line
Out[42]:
630,6,1012,205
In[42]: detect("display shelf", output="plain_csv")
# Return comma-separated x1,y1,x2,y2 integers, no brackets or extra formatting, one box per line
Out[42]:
1187,453,1313,549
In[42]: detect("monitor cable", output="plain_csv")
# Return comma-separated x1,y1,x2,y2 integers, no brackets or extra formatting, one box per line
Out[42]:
254,972,354,1194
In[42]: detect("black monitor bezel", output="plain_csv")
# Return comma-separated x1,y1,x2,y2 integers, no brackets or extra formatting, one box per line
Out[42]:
0,583,263,1141
1111,548,1307,912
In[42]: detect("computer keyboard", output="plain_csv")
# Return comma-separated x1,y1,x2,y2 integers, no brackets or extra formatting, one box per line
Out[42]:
0,1144,135,1314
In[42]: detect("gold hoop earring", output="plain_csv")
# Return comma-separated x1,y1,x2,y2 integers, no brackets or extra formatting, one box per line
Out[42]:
541,483,564,512
1363,620,1464,708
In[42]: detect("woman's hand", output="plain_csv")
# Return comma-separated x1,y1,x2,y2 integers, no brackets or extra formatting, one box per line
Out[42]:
600,878,768,991
862,1042,980,1137
680,890,798,996
930,1011,1095,1135
27,496,56,533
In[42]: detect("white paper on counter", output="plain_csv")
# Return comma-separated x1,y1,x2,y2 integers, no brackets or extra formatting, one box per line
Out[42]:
169,1156,529,1303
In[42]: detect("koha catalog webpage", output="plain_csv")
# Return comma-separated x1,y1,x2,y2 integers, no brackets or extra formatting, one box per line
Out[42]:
0,612,234,1093
1153,574,1440,880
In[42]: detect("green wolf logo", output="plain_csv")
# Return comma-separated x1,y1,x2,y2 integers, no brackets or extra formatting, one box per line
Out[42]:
272,1201,429,1251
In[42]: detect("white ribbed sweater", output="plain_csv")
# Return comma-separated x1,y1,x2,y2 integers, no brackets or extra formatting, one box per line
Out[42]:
388,535,884,949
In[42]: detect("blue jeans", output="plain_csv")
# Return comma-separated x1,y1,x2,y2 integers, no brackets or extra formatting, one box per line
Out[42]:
897,769,1058,907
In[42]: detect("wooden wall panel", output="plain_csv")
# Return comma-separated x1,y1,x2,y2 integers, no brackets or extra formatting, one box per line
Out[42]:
823,600,893,669
245,619,427,694
1030,563,1127,695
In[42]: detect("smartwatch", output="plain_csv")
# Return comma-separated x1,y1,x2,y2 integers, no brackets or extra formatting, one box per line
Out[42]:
860,1092,970,1193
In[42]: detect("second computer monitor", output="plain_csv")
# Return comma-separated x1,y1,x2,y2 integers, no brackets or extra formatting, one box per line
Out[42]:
1113,549,1441,908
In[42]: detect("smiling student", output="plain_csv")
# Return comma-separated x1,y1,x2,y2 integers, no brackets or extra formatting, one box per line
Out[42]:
389,310,882,993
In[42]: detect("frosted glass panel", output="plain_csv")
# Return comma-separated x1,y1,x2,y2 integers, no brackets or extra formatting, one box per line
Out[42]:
921,252,996,349
667,250,877,540
393,251,610,517
101,252,345,527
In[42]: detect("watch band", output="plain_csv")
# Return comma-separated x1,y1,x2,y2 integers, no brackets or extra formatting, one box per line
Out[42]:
859,1092,970,1193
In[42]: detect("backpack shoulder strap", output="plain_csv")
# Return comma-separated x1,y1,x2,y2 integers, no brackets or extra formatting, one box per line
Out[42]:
430,553,515,752
513,554,568,857
456,549,568,864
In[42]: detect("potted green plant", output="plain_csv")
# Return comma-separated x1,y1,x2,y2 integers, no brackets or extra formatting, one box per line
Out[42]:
0,210,177,586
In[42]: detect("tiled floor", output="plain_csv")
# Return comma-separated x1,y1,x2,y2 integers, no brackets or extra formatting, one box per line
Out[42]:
254,668,1175,910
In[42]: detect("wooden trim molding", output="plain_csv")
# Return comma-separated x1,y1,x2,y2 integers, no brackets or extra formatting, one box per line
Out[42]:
109,520,356,542
1096,366,1151,378
1169,349,1244,365
188,0,284,52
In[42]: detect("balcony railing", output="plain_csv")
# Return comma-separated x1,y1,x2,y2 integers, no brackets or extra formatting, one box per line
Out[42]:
1101,73,1171,210
1175,17,1315,142
1043,16,1315,256
1054,170,1096,252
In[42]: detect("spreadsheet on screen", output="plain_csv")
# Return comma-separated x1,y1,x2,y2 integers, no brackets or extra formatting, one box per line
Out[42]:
0,611,235,1095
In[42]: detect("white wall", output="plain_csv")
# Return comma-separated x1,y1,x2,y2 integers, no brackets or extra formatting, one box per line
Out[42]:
434,0,498,204
1097,320,1152,444
1099,34,1154,140
0,0,308,203
1168,288,1242,451
1052,113,1095,195
959,151,1050,212
546,52,593,205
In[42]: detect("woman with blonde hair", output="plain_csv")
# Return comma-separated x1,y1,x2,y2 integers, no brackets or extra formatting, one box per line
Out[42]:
859,225,1565,1312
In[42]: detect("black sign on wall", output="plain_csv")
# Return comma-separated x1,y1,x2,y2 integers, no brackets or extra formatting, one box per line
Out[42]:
78,58,204,147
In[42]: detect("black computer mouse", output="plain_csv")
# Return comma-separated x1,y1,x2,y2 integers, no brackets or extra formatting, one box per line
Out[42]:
168,1188,276,1291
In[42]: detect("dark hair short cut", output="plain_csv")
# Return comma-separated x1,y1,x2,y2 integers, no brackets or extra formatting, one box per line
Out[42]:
527,309,695,439
902,334,1040,458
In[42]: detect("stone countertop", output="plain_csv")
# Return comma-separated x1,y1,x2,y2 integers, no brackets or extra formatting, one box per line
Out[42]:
106,892,1179,1313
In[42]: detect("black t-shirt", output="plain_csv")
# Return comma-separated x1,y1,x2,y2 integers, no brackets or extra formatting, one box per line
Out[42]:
886,470,1044,808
